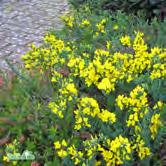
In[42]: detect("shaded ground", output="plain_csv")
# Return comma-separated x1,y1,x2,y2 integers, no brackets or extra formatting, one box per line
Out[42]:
0,0,68,69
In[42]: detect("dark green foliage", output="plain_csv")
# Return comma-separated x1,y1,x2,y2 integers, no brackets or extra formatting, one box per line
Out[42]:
0,69,59,165
69,0,166,20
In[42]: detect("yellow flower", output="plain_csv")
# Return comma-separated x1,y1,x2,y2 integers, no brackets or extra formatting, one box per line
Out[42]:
96,19,106,33
113,24,119,30
66,83,78,95
100,135,132,166
74,158,80,165
80,97,100,117
48,102,64,118
97,77,115,93
12,161,18,165
133,31,147,53
68,145,84,165
54,141,61,149
116,95,126,110
127,74,133,82
135,125,141,133
62,139,67,147
81,19,90,26
82,163,86,166
51,71,62,83
98,109,116,123
153,101,164,110
150,63,166,80
126,113,139,127
106,41,111,50
132,136,151,160
79,60,85,70
58,111,64,118
3,156,9,162
95,49,109,57
120,35,131,47
150,113,162,139
137,141,151,159
57,149,67,158
151,47,161,55
74,110,91,130
68,145,77,156
62,15,74,28
95,160,102,166
68,58,77,68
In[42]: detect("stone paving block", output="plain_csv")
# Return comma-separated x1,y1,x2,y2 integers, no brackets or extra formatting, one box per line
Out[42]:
0,49,7,57
0,0,68,69
0,41,11,50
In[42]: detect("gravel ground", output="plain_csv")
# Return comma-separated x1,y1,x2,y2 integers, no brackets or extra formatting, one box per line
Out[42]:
0,0,68,69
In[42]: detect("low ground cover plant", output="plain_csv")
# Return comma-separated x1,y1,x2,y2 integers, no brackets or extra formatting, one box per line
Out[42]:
1,8,166,166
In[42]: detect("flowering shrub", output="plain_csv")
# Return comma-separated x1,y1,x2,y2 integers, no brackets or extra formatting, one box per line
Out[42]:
19,11,166,165
1,11,166,166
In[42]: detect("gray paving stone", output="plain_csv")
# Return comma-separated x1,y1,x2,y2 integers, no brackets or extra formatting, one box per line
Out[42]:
0,0,69,69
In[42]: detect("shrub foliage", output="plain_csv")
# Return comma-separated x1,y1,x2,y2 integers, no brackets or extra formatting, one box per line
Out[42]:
1,10,166,166
69,0,166,20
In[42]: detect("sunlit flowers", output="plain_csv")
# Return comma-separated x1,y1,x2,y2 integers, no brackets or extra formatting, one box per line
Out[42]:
21,14,166,166
120,35,131,47
150,113,162,139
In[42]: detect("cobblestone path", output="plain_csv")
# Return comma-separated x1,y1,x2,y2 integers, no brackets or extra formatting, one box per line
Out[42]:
0,0,68,69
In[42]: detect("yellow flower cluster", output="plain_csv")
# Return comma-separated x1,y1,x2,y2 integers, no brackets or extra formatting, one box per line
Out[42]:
133,136,151,160
74,97,116,130
48,101,64,118
60,82,78,97
150,113,162,139
54,134,152,165
81,19,90,27
22,34,66,70
150,47,166,79
68,57,85,77
49,82,78,118
54,140,68,158
96,19,106,33
54,140,85,165
83,136,98,160
79,97,100,117
68,145,84,165
116,85,148,115
98,109,116,123
120,35,131,47
150,63,166,79
61,15,74,28
68,50,119,92
51,70,63,83
113,24,119,30
133,31,148,53
66,32,166,93
74,109,91,130
23,28,166,89
153,101,164,110
116,85,164,144
98,135,132,166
